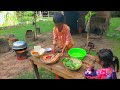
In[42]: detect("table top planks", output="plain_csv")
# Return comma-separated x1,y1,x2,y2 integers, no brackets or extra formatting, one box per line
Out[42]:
29,54,98,79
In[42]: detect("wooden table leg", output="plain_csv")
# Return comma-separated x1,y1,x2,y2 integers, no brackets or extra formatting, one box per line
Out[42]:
30,59,40,79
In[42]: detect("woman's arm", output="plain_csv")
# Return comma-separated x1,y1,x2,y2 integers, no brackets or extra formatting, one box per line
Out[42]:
53,28,58,45
65,28,71,46
53,28,58,53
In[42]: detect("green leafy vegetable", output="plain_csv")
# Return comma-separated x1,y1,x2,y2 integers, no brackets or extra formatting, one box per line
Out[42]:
61,58,82,70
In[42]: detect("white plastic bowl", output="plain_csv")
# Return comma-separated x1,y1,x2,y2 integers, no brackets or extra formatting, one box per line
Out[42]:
46,48,52,52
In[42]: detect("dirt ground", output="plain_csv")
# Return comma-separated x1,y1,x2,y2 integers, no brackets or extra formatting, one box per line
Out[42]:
0,32,120,79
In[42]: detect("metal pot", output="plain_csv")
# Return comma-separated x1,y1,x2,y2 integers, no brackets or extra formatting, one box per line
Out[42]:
12,41,27,50
12,41,28,60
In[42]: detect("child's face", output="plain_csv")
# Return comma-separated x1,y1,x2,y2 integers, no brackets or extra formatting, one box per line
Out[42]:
55,23,63,32
96,56,104,66
96,56,101,63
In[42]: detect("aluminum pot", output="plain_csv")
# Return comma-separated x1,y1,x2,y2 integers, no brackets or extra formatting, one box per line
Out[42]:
12,41,27,50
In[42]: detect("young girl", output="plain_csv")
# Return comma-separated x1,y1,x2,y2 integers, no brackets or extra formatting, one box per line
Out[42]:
85,49,119,79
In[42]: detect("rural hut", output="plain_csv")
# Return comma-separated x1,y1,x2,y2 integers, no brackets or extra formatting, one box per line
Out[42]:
64,11,111,35
64,11,79,35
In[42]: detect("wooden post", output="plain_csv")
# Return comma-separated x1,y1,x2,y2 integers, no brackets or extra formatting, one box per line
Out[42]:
30,59,40,79
48,11,49,17
39,11,43,18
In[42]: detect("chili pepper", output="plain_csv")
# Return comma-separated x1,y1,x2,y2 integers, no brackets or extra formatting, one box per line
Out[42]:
47,56,52,59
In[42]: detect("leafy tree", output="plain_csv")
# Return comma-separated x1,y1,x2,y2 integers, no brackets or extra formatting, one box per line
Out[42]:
0,11,18,27
16,11,34,22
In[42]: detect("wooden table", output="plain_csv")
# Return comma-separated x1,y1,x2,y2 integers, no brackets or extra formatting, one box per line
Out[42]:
29,54,97,79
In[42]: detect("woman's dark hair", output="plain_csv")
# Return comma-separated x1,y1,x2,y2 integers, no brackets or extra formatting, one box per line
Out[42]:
53,12,64,24
97,49,119,72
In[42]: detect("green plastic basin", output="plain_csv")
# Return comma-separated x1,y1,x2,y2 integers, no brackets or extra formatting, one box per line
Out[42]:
68,48,87,61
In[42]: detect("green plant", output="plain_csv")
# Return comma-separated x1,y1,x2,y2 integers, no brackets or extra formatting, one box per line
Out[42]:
23,11,34,17
85,11,96,24
16,11,34,23
85,11,96,48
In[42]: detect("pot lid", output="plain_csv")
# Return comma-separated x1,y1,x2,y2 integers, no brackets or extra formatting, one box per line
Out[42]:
12,41,27,50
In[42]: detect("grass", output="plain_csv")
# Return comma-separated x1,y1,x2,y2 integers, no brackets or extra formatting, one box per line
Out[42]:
16,68,56,79
0,20,54,41
89,18,120,60
89,18,120,63
105,18,120,61
40,17,53,21
106,17,120,39
107,38,120,60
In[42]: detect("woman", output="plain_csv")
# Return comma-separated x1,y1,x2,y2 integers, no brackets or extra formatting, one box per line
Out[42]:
52,12,74,79
53,12,74,54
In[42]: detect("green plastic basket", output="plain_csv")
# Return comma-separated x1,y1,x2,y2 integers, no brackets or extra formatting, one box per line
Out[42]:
68,48,87,61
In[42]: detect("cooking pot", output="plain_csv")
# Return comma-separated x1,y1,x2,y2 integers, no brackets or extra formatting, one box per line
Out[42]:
12,41,27,50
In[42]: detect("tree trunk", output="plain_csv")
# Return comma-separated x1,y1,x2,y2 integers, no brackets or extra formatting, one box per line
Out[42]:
34,11,37,39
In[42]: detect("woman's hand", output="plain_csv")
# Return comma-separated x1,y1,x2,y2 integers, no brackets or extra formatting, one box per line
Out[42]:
62,45,66,53
60,52,64,56
53,44,56,53
61,49,64,53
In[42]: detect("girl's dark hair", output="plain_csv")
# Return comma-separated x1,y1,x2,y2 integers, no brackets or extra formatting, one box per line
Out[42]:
97,49,119,72
53,12,64,24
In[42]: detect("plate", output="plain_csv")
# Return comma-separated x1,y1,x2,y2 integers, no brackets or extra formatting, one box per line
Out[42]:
40,53,60,64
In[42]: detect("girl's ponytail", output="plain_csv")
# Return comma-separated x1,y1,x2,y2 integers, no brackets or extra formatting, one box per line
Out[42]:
113,56,119,72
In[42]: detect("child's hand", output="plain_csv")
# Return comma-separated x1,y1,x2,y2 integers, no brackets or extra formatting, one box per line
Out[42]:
88,62,95,69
